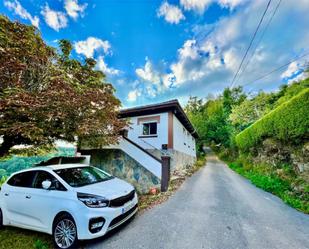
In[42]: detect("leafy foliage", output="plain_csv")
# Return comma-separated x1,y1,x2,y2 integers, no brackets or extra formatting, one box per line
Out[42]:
0,147,75,180
185,87,245,151
0,15,126,157
274,77,309,107
236,88,309,151
229,92,276,129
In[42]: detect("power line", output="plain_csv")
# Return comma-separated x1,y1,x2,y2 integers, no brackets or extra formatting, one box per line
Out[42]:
230,0,272,88
242,50,309,87
236,0,282,85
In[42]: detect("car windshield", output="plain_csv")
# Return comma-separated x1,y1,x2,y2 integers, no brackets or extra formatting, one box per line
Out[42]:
54,166,113,187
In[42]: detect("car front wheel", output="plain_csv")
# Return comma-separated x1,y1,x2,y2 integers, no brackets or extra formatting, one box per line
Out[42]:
53,214,78,249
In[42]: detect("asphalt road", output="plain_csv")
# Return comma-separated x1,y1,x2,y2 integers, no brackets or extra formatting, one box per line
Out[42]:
86,154,309,249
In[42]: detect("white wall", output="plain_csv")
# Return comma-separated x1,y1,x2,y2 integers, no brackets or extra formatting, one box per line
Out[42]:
125,112,196,158
126,112,168,151
173,114,196,157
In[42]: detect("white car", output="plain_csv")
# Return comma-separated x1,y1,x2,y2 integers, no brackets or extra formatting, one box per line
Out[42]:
0,164,138,249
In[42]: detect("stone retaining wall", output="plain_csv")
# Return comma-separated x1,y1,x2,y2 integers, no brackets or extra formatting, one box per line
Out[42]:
146,149,196,172
81,149,160,194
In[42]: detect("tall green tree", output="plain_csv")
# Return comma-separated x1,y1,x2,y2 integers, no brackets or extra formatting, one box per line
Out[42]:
0,15,126,157
229,92,275,130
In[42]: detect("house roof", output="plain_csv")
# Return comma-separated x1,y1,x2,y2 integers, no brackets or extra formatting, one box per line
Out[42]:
120,99,199,138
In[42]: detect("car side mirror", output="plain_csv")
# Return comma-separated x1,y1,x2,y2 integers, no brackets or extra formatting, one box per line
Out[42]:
42,180,52,190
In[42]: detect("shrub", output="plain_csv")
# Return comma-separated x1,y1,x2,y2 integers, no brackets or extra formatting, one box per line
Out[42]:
236,88,309,151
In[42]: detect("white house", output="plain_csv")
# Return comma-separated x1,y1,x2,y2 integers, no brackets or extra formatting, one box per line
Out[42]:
81,100,198,193
119,99,198,169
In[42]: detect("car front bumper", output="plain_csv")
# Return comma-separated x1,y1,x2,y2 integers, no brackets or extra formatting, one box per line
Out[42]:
76,194,138,240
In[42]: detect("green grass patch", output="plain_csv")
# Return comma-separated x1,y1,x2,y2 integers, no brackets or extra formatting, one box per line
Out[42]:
0,227,52,249
228,161,309,214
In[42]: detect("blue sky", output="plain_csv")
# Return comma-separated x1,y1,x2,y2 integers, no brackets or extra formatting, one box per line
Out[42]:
1,0,309,108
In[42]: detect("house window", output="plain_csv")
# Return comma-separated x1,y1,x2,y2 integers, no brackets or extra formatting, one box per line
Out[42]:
143,122,157,135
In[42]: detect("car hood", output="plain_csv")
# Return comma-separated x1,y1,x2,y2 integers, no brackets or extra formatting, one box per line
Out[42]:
73,177,135,200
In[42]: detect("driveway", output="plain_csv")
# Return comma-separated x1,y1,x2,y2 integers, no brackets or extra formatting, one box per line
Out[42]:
86,153,309,249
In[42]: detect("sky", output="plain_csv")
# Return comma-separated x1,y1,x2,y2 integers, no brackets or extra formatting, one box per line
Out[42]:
1,0,309,108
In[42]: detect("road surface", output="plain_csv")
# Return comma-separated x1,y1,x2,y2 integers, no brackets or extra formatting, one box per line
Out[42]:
86,153,309,249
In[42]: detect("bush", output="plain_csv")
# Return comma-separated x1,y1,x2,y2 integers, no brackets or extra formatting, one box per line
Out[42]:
236,88,309,151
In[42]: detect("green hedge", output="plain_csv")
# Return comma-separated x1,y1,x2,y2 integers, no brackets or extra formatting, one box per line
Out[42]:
236,88,309,151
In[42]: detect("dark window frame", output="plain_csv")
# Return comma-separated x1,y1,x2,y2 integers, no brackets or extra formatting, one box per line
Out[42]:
32,170,67,191
142,122,157,136
7,170,66,191
7,171,36,188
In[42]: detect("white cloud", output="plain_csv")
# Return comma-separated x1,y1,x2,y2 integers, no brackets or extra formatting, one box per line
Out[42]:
157,2,185,24
4,0,39,28
286,71,308,84
41,4,67,31
135,58,161,84
222,48,239,71
96,56,120,76
165,39,207,85
126,0,309,103
178,39,199,59
127,89,141,102
145,85,157,98
180,0,212,13
180,0,246,13
64,0,87,20
147,0,309,99
218,0,247,10
74,37,111,58
280,61,309,84
281,62,301,79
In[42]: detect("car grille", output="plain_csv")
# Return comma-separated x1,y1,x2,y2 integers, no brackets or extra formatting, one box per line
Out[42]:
109,190,135,207
109,204,138,228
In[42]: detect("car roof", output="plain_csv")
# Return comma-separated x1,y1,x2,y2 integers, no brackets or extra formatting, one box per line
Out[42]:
11,164,90,175
44,163,89,170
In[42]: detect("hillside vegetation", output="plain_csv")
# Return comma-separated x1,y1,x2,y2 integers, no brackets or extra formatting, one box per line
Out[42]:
185,76,309,213
236,88,309,151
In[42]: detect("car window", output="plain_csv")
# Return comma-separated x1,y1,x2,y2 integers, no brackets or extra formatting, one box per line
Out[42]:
54,166,113,187
7,171,36,188
33,171,66,191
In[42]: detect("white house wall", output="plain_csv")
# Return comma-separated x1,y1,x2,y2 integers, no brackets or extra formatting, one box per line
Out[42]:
172,114,196,157
126,112,168,151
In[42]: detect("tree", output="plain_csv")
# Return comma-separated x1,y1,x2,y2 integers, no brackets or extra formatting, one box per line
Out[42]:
185,97,208,153
229,92,274,130
222,86,246,115
0,15,126,157
185,87,247,151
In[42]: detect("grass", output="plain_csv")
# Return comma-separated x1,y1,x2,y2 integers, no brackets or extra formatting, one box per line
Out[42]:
228,161,309,214
0,227,52,249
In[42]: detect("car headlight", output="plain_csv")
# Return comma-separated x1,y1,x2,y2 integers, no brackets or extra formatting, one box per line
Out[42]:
77,192,109,208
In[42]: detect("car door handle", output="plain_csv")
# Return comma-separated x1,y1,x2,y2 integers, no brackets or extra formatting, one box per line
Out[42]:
4,193,9,196
25,195,31,199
